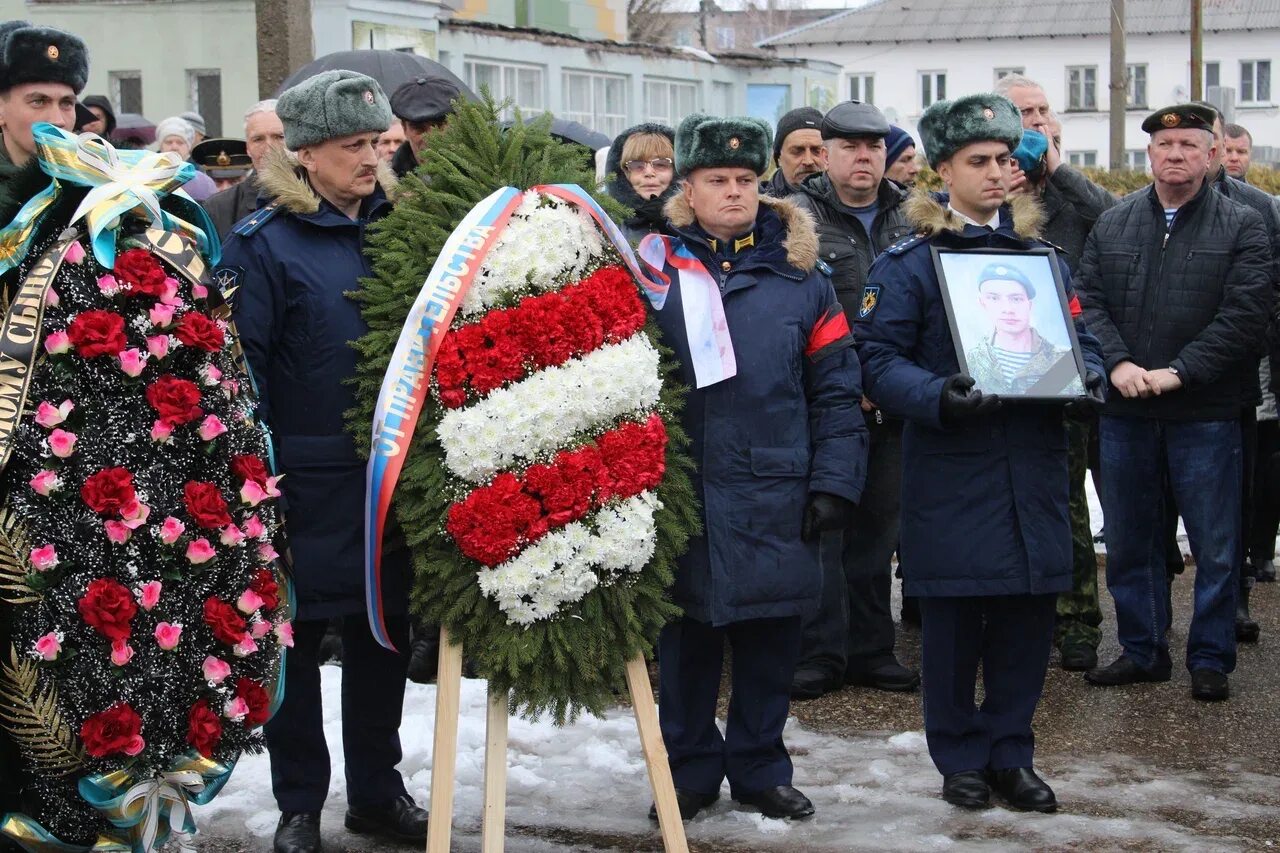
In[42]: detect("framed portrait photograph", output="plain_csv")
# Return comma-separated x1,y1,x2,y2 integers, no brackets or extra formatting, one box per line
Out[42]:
931,247,1087,400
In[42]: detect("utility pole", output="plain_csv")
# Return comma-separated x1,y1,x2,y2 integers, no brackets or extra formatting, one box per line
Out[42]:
256,0,315,98
1190,0,1203,100
699,0,710,49
1109,0,1126,170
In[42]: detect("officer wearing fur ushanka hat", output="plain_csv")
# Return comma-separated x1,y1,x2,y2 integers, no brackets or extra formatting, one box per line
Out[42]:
0,20,88,168
854,91,1106,814
649,113,867,822
220,69,425,853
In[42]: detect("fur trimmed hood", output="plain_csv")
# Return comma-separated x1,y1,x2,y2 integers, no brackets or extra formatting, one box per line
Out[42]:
905,189,1045,241
256,146,399,215
663,191,820,272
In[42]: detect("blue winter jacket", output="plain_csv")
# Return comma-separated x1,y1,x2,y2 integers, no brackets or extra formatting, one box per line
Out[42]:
652,193,868,625
856,192,1106,598
218,152,410,619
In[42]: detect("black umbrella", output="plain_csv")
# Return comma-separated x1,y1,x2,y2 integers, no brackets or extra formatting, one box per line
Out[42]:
110,113,156,145
499,117,612,151
276,50,475,101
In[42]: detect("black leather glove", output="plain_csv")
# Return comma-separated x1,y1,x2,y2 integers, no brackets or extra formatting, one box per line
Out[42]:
939,375,1002,425
801,492,856,542
1065,370,1106,420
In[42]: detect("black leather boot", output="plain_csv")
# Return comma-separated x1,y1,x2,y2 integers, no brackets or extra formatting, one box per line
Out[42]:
1237,578,1260,643
273,812,321,853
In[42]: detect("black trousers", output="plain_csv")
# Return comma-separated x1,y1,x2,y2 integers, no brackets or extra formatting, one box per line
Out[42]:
266,612,411,813
798,421,902,678
919,594,1056,776
658,616,801,798
1250,418,1280,560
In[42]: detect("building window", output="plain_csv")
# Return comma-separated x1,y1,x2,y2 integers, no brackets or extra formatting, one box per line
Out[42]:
187,70,222,137
645,79,699,126
714,81,733,114
1068,151,1097,167
109,70,142,115
1126,63,1147,109
919,71,946,110
1241,60,1272,103
1125,149,1148,170
1205,61,1220,90
994,67,1025,83
849,73,874,104
673,29,692,47
466,60,544,121
1067,66,1097,111
562,70,628,138
715,27,735,49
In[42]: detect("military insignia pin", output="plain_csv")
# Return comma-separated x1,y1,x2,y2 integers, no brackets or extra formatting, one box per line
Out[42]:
364,90,375,104
728,137,741,149
860,285,881,319
46,45,59,60
983,107,995,120
1162,113,1180,127
216,150,231,167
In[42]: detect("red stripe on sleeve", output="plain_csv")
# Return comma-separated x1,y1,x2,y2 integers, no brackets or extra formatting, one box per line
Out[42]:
1068,293,1082,318
806,307,852,358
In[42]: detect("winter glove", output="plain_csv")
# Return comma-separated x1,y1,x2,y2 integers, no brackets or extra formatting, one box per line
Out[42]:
939,374,1002,426
1065,370,1106,421
801,492,856,542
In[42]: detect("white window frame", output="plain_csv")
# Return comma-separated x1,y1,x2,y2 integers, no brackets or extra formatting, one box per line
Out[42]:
1205,60,1221,90
561,70,629,138
1125,149,1148,171
464,59,545,120
715,26,735,50
994,67,1025,84
1240,59,1272,104
186,69,222,137
1067,66,1098,111
109,70,143,115
919,70,946,111
1126,63,1147,109
644,78,699,126
848,73,874,104
1068,150,1097,167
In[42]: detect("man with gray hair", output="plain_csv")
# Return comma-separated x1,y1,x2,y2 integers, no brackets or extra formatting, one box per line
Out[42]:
202,99,285,239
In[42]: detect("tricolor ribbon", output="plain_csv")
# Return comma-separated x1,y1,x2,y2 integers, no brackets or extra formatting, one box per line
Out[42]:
365,186,525,651
0,123,221,278
77,753,233,853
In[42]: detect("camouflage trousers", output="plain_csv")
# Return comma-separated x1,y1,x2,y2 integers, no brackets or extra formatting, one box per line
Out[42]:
1056,418,1102,650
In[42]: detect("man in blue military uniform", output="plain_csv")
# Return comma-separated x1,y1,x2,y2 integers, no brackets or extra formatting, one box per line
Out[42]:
219,71,426,853
646,113,867,821
856,93,1105,813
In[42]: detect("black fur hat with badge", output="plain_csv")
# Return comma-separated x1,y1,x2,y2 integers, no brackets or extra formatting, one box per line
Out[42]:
0,20,89,93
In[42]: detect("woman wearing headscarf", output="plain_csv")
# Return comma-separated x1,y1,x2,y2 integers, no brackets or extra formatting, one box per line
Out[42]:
155,116,218,201
604,123,677,241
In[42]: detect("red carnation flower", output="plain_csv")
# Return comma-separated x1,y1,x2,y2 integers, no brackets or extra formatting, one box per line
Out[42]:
78,577,138,641
184,481,232,529
186,699,222,757
113,249,169,298
174,312,225,352
203,596,246,645
230,455,270,487
597,416,667,500
236,678,271,728
80,702,144,758
446,473,543,566
67,310,127,358
524,445,600,528
250,568,280,611
146,374,203,425
81,467,136,515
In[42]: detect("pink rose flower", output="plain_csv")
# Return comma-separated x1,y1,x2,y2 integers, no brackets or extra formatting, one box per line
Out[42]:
193,283,209,300
29,544,59,572
104,519,131,544
197,415,227,442
243,514,266,540
220,524,246,546
201,364,223,387
250,619,271,639
118,348,149,378
274,621,295,648
149,303,175,328
158,516,185,545
44,287,59,307
232,635,258,657
65,241,85,264
29,470,61,496
202,655,231,684
96,274,120,295
32,631,61,661
110,639,134,667
221,378,240,397
265,476,283,499
150,419,174,443
237,589,264,614
185,538,216,565
223,697,249,721
145,335,171,360
34,399,73,428
47,428,76,459
154,622,183,650
240,480,268,506
124,735,146,757
161,278,182,306
137,580,162,611
43,330,71,355
120,501,150,530
257,543,279,562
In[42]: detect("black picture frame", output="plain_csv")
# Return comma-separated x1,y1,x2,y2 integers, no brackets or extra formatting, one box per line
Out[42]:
930,246,1088,401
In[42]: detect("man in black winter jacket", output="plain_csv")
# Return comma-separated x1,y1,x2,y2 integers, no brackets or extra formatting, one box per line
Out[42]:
788,101,915,699
1078,103,1272,703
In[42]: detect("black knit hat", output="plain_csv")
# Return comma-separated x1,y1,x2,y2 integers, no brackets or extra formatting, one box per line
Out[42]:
772,106,823,162
0,21,89,94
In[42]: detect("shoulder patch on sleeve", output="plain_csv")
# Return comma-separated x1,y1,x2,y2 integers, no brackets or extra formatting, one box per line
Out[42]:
886,233,926,256
213,265,244,297
233,203,281,237
859,285,881,319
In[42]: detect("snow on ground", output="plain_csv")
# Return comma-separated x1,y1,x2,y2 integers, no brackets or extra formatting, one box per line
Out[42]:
194,669,1270,852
